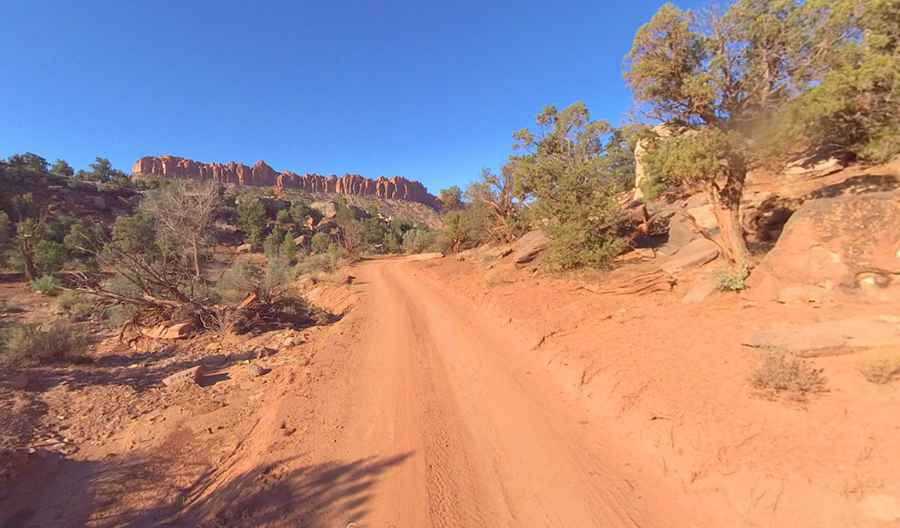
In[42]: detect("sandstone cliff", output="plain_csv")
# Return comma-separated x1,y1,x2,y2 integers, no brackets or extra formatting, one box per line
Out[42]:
132,155,439,208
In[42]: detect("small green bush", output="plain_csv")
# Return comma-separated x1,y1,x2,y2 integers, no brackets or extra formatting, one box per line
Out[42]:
216,261,264,304
402,228,437,254
101,304,138,330
34,240,69,274
717,265,750,292
0,322,89,366
295,249,343,276
57,291,96,321
31,275,60,296
310,232,331,254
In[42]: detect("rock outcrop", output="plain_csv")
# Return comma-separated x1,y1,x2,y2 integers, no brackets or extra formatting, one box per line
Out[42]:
132,155,439,208
746,191,900,303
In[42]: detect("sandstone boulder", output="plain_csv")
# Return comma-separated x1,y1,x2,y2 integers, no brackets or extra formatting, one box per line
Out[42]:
311,201,338,219
511,230,550,264
659,212,700,256
783,154,846,180
745,316,900,357
660,238,720,274
686,204,717,230
161,365,204,388
746,191,900,303
141,321,195,340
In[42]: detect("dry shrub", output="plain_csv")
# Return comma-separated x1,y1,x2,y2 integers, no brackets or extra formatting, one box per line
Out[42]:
858,358,900,385
0,322,89,366
750,351,826,399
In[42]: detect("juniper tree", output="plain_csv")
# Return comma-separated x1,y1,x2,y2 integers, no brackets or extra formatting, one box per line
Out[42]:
626,1,832,264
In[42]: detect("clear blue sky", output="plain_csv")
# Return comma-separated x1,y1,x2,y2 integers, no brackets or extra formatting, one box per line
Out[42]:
2,0,701,193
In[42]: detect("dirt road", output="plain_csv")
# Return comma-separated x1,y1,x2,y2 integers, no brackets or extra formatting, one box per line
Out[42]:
0,257,704,527
321,258,694,527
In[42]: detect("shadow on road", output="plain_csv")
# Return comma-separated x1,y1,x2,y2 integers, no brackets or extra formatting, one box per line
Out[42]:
1,451,413,528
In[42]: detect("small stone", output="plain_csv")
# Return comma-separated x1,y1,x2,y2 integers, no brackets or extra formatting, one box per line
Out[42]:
248,364,270,377
161,365,204,388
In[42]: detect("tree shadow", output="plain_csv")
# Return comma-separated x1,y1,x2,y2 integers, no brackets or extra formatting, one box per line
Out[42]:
804,174,900,200
23,345,263,394
1,451,413,528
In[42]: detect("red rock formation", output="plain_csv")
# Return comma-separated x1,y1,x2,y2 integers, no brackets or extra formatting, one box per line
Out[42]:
132,155,439,208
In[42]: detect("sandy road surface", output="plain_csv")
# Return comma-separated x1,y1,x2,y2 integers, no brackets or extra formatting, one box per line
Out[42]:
323,258,693,527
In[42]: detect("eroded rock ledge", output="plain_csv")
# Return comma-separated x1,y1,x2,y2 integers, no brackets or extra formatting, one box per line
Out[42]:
132,155,438,207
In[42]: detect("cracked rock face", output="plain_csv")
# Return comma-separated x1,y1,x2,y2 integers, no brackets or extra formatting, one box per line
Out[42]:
132,155,439,208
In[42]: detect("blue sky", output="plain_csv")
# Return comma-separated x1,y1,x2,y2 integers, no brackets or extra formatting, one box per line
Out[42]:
2,0,701,193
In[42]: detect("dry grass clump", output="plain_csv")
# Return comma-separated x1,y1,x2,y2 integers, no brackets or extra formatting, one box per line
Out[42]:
750,351,826,399
858,357,900,385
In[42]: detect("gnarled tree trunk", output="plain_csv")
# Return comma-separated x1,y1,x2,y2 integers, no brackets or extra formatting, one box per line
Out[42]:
707,155,751,266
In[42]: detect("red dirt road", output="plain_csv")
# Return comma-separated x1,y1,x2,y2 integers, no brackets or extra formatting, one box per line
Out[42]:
321,258,701,527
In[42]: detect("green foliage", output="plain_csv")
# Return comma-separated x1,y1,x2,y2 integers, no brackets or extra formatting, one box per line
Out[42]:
0,211,9,266
402,228,436,254
237,197,267,249
216,257,297,305
111,211,157,255
275,209,292,225
50,159,74,178
0,322,88,366
30,274,61,296
787,0,900,162
216,261,263,304
717,264,750,292
437,208,487,254
280,232,299,263
63,220,103,262
79,157,128,184
507,102,627,270
263,226,288,259
310,232,331,254
56,291,97,322
295,248,344,276
33,240,68,274
290,201,322,225
464,167,526,243
264,256,298,295
438,186,464,210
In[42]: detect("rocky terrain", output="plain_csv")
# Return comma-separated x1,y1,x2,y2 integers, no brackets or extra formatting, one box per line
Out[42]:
132,156,440,208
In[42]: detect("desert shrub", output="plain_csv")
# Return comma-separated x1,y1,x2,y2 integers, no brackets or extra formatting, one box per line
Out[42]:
436,208,487,254
237,197,266,249
264,256,297,294
858,358,900,385
33,239,68,274
717,265,750,292
102,304,139,330
56,291,97,321
280,233,299,263
295,248,343,276
542,222,627,272
215,261,264,304
402,228,436,254
216,257,297,305
0,322,88,366
310,232,331,254
263,227,288,260
750,352,826,399
30,275,60,296
507,103,629,270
